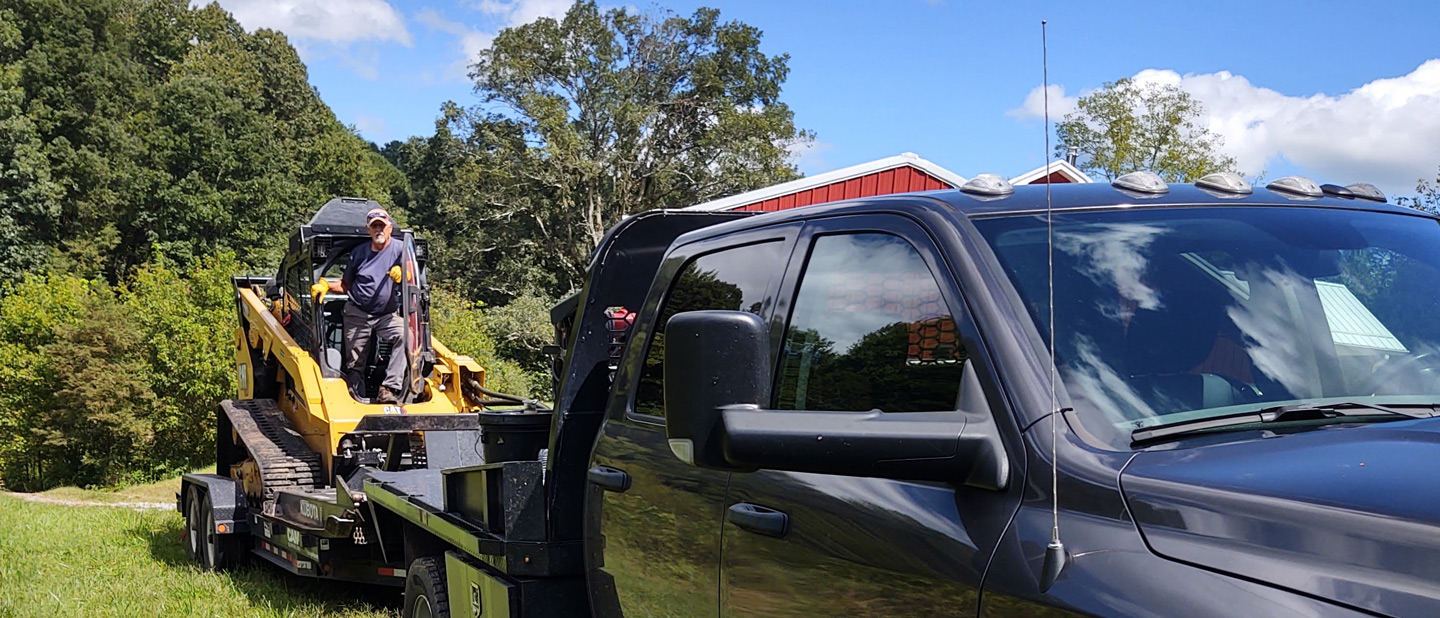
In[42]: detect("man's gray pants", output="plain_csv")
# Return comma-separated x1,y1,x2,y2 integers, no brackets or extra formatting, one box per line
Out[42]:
342,302,406,394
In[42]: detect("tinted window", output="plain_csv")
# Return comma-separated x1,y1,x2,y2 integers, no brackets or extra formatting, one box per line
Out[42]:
775,233,965,412
633,241,784,418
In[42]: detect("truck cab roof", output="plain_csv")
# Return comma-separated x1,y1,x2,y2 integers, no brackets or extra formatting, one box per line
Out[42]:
670,180,1431,249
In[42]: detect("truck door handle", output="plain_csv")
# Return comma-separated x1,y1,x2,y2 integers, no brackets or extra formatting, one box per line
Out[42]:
727,503,789,539
587,465,631,493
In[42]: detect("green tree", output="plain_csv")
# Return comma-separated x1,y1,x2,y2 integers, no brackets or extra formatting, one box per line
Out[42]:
1396,165,1440,213
1056,77,1236,182
0,256,240,490
0,8,62,281
397,2,811,303
0,0,407,284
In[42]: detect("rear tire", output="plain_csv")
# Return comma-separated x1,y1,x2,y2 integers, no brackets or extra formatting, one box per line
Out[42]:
402,557,450,618
184,489,205,565
184,488,242,571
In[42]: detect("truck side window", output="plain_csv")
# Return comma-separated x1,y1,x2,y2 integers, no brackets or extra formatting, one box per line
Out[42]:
775,233,965,412
633,241,784,418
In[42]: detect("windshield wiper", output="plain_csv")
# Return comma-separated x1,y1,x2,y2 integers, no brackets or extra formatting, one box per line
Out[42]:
1130,400,1433,446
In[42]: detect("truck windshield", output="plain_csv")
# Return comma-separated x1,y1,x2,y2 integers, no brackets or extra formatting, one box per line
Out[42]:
973,206,1440,445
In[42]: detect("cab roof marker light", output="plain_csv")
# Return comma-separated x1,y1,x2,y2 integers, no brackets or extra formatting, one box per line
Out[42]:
1112,171,1168,194
1195,172,1251,195
1267,175,1323,198
960,174,1015,197
1320,184,1354,198
1345,183,1387,203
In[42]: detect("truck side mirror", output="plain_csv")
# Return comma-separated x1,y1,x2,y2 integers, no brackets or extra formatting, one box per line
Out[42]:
663,310,770,471
663,310,1008,489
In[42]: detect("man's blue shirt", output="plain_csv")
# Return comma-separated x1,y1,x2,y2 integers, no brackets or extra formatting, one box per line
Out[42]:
342,239,404,315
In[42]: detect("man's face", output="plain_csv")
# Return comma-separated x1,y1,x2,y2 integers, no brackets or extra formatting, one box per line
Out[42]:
368,219,390,245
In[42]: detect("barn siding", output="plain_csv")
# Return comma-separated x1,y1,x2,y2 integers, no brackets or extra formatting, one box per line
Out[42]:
1026,171,1074,185
735,165,956,212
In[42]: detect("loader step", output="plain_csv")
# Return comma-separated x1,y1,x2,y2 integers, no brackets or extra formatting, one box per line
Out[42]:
222,399,324,498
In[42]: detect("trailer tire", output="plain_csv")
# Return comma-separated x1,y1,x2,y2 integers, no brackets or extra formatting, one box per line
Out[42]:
184,488,242,571
402,557,450,618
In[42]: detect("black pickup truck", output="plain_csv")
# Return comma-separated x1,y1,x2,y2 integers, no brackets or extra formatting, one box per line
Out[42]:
188,171,1440,617
571,172,1440,618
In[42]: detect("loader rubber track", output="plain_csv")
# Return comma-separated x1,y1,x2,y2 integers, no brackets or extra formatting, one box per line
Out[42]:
221,399,323,499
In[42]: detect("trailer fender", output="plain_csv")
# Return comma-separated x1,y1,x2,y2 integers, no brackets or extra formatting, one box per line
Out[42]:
181,473,250,534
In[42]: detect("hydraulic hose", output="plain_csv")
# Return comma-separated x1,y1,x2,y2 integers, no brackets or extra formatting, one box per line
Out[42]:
464,379,552,412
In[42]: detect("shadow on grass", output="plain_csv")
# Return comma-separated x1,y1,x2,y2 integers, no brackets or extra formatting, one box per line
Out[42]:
131,516,402,614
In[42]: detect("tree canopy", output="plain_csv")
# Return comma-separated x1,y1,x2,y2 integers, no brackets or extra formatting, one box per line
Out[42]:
1055,78,1236,182
389,1,811,304
0,0,406,283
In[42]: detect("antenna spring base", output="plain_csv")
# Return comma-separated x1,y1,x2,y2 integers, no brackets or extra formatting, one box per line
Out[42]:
1040,539,1069,592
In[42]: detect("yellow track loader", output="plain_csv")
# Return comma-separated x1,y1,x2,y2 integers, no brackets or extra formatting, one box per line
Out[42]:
223,197,535,505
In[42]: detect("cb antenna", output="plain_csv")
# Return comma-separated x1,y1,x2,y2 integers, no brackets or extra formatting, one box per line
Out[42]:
1038,18,1069,593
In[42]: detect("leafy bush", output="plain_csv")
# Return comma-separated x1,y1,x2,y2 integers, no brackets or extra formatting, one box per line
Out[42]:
481,294,557,376
429,287,548,400
0,256,237,490
0,273,94,490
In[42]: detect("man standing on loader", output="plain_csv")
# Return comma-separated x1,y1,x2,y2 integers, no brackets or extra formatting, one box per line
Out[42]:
311,207,407,403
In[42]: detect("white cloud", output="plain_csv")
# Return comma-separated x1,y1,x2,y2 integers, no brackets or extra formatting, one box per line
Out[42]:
1008,84,1078,121
416,8,494,82
1012,60,1440,195
475,0,572,27
418,1,571,83
199,0,411,79
1139,62,1440,193
788,139,835,175
352,112,389,139
203,0,412,46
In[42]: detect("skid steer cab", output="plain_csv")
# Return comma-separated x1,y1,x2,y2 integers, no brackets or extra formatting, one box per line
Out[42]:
251,196,439,404
282,197,431,405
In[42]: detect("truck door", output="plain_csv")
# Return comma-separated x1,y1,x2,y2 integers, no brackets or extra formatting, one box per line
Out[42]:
720,214,1023,617
590,225,798,617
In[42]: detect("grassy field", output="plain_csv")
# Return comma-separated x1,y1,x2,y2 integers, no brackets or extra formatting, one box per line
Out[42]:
21,467,210,506
0,492,399,618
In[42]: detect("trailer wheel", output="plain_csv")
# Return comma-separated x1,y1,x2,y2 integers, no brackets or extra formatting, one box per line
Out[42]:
403,557,450,618
184,488,241,571
184,488,205,565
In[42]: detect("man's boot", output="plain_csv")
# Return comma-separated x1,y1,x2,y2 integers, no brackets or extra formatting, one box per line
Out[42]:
377,386,399,404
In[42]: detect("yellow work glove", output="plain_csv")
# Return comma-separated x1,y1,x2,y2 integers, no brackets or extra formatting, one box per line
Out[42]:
389,265,402,283
310,278,330,304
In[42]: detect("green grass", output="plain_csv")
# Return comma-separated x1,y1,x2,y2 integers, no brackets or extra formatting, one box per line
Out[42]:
29,466,216,505
0,495,398,618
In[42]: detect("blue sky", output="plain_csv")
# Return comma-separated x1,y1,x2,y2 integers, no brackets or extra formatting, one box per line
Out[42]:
211,0,1440,196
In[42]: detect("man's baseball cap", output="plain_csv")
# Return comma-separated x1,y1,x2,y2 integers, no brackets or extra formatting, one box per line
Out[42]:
366,208,391,226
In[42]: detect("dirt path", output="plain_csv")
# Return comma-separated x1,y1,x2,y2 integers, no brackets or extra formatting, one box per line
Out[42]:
1,491,171,510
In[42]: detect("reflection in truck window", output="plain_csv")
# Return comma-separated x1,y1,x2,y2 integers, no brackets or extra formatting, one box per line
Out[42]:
634,241,784,418
775,233,965,413
974,207,1440,437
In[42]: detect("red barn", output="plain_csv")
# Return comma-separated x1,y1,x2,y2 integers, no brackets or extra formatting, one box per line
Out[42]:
684,152,1091,213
